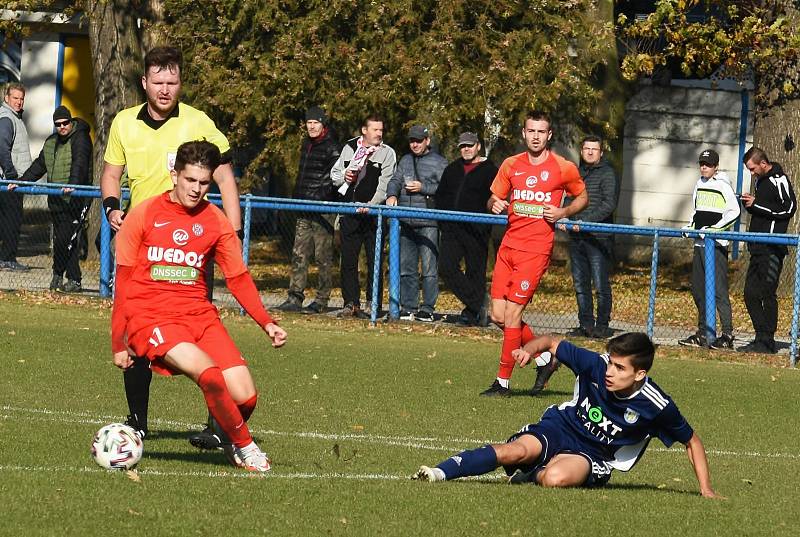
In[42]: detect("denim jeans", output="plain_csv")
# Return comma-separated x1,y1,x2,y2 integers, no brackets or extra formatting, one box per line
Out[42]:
400,225,439,313
568,235,613,329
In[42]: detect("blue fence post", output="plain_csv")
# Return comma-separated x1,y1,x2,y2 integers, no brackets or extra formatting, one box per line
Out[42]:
239,194,253,316
99,208,111,297
370,209,384,325
703,235,717,344
790,236,800,367
646,231,659,338
388,217,400,320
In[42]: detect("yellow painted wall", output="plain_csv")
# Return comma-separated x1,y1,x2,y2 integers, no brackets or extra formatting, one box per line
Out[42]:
60,35,95,141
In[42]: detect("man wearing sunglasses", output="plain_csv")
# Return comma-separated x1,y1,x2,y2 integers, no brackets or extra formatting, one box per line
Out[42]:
20,105,93,292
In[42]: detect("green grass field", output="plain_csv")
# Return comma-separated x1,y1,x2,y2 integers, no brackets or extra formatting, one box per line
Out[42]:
1,293,798,536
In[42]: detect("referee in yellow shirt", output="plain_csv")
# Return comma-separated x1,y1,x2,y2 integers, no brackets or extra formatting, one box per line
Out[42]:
100,46,243,451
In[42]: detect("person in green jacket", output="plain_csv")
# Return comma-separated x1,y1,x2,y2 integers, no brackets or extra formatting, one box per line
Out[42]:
21,105,93,292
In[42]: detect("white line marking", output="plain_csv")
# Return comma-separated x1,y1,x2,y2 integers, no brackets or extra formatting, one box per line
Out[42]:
3,405,799,460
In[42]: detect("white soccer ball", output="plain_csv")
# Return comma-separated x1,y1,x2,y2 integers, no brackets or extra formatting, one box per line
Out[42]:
91,423,143,470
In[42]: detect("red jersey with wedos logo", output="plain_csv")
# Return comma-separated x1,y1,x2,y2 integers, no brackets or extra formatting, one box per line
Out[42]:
111,192,272,352
490,151,584,254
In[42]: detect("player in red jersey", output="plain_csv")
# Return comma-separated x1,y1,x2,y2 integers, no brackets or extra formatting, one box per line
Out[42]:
480,111,588,397
111,141,287,472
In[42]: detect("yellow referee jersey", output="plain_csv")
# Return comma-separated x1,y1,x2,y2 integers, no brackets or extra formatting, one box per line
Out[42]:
104,103,231,208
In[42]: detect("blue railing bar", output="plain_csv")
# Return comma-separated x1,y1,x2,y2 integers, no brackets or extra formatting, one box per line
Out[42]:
388,217,401,320
371,212,384,326
647,231,659,338
703,236,717,343
790,236,800,367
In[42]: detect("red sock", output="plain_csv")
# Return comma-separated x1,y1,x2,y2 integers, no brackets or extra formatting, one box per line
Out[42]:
521,322,535,345
498,326,522,380
237,393,258,422
197,367,252,448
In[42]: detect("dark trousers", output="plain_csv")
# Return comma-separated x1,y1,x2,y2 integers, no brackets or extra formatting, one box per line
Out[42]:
340,214,383,309
51,209,82,282
438,224,489,316
744,252,784,343
0,190,23,261
568,235,613,329
690,244,733,335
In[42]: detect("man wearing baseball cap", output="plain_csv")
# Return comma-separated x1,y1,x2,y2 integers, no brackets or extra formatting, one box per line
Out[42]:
678,148,740,350
386,125,447,321
435,131,498,326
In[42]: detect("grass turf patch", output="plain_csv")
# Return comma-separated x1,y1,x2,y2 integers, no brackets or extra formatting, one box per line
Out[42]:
0,294,798,536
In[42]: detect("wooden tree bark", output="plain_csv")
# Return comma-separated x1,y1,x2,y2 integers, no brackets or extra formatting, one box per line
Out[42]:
83,0,145,179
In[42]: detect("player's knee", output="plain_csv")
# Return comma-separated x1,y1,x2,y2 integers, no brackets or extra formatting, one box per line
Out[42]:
494,441,530,466
490,309,504,326
538,467,577,488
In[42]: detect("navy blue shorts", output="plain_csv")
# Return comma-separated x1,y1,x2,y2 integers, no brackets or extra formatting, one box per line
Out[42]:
504,418,613,488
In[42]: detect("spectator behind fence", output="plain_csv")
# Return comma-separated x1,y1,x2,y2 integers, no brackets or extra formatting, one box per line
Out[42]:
386,125,447,322
435,131,498,327
276,106,341,314
738,147,797,354
20,105,93,292
677,149,740,351
562,135,619,341
99,45,242,453
331,114,397,319
481,111,587,398
0,82,32,271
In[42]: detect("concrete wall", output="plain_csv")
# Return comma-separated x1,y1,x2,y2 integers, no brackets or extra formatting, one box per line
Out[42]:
617,84,754,261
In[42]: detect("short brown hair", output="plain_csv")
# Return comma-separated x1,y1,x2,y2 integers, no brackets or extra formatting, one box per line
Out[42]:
743,146,769,165
606,332,656,372
174,140,220,172
525,110,552,129
362,114,384,128
4,82,25,96
144,46,182,75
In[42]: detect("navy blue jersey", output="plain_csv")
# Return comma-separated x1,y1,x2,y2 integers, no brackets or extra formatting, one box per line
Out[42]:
541,341,694,471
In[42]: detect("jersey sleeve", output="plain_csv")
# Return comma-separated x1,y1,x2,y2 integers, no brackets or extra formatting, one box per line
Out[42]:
197,112,231,155
651,399,694,447
115,198,154,266
489,158,513,199
103,115,127,166
554,340,602,375
558,156,585,197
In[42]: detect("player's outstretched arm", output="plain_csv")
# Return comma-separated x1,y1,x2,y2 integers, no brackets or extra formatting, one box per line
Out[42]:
512,334,562,367
685,432,725,499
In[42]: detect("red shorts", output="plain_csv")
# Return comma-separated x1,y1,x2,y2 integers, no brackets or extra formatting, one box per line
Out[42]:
127,310,247,376
490,244,550,305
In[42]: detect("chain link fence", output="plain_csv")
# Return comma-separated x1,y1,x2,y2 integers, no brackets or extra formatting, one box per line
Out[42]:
2,182,798,363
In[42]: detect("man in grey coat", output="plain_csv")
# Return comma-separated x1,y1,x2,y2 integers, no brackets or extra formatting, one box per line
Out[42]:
564,135,619,340
386,125,447,321
0,82,32,271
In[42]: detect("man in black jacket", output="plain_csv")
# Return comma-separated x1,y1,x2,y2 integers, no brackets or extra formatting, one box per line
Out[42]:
563,136,619,341
277,106,340,314
738,147,797,354
20,105,92,291
435,132,498,326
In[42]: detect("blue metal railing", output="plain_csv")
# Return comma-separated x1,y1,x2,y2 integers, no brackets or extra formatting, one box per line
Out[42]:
3,180,799,365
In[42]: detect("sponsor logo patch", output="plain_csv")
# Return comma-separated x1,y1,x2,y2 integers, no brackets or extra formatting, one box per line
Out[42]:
624,408,640,424
150,264,200,281
173,229,189,246
525,176,537,188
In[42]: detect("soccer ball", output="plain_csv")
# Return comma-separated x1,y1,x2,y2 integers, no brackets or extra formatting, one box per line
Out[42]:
91,423,143,470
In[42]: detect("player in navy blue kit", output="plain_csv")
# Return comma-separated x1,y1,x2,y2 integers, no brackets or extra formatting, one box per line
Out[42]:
413,332,722,498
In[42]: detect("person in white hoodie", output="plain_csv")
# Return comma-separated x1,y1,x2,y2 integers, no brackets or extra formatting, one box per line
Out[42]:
678,149,741,350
